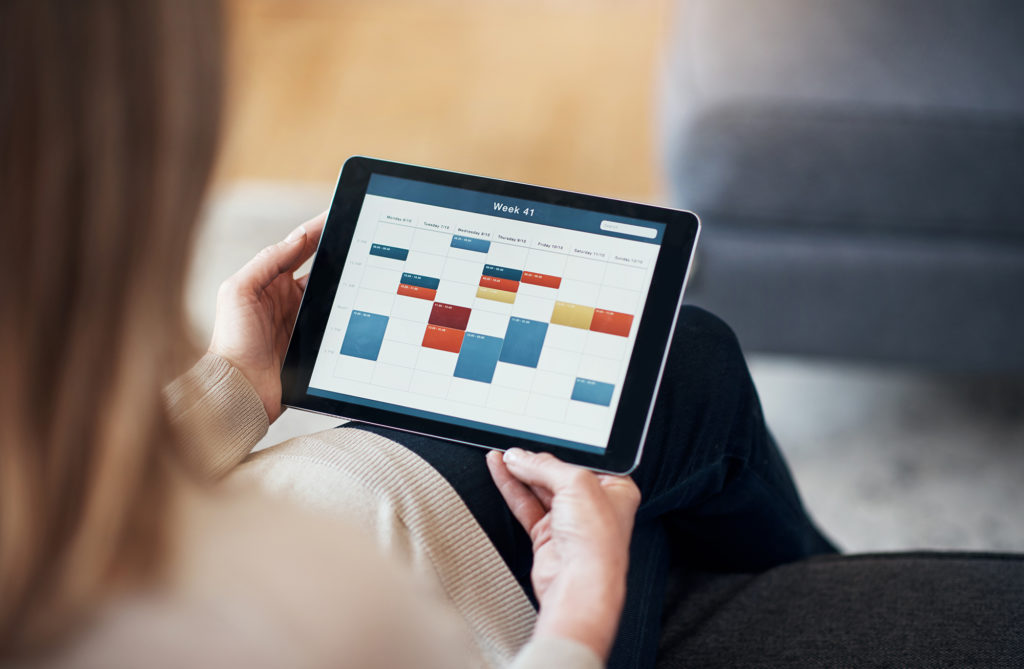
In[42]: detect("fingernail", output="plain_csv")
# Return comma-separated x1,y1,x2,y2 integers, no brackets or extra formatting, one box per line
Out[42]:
285,227,305,243
503,448,524,463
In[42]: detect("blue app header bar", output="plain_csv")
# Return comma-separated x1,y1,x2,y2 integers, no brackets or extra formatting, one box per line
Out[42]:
366,174,665,245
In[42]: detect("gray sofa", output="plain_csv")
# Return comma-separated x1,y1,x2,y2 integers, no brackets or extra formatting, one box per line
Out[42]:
660,0,1024,371
656,552,1023,667
654,3,1024,665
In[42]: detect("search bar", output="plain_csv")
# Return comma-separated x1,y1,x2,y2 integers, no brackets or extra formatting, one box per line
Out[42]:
600,220,657,239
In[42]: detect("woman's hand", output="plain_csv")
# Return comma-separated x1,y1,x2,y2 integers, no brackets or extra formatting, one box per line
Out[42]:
208,213,326,422
486,448,640,660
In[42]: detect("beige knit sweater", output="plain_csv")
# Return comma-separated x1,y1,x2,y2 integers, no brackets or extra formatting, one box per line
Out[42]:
156,353,603,669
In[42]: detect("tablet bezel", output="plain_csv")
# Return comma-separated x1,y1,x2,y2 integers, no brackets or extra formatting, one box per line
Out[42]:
281,156,700,474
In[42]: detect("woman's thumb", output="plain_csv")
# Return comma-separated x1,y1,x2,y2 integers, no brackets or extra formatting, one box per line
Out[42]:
235,230,307,293
502,448,591,492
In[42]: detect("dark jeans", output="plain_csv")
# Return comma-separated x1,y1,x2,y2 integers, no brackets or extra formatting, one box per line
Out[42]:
344,306,836,669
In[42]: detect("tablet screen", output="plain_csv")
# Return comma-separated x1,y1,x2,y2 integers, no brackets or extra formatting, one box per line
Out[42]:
304,173,666,454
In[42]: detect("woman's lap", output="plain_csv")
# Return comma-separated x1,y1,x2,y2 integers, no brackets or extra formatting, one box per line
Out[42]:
349,423,540,604
344,306,835,668
628,306,835,571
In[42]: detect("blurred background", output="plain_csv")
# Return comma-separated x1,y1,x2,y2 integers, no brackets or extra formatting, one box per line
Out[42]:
189,0,1024,554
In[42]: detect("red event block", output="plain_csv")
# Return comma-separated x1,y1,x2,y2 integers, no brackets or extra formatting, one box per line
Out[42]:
422,324,464,353
521,271,561,289
590,309,633,337
479,274,520,293
397,283,437,301
429,302,472,330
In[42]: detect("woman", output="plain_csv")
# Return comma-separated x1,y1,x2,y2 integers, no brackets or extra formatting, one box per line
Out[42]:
0,1,833,667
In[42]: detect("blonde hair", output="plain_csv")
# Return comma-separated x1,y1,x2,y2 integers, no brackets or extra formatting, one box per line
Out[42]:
0,0,223,654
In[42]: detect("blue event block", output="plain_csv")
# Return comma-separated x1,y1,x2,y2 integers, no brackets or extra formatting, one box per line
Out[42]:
369,243,409,261
571,377,615,407
498,317,548,368
482,264,523,282
400,272,440,290
340,310,389,361
453,332,504,383
450,235,491,253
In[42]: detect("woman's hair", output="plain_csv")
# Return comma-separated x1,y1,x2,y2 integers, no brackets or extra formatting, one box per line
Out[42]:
0,0,223,652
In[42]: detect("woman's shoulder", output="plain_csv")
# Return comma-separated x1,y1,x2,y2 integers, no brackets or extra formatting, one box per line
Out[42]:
181,489,474,665
46,488,472,669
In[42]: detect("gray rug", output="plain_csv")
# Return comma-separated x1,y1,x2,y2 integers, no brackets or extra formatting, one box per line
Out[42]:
750,356,1024,553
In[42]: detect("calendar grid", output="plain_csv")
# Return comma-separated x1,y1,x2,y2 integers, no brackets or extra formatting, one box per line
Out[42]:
310,189,660,450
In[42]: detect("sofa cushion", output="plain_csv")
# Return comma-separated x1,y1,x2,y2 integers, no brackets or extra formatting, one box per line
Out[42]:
673,105,1024,240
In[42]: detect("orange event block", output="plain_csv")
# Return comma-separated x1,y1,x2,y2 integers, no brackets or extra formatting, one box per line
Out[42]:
590,309,633,337
422,324,465,353
521,271,561,289
479,274,519,293
397,283,437,301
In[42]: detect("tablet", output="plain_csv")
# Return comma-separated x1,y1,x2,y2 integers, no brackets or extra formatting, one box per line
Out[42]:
281,157,699,473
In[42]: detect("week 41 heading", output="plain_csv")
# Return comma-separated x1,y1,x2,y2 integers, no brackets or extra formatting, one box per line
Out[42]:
493,201,536,217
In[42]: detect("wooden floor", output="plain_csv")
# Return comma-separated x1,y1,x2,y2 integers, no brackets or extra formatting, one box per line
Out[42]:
217,0,672,202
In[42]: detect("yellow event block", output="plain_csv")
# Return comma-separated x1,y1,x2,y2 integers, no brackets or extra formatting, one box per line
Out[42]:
476,285,517,304
550,301,595,330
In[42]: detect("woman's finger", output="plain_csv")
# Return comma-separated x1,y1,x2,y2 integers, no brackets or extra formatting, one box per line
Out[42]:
528,482,554,509
501,448,595,495
233,236,307,295
297,273,311,291
285,211,327,272
597,474,639,496
486,450,546,533
597,475,642,523
230,213,327,295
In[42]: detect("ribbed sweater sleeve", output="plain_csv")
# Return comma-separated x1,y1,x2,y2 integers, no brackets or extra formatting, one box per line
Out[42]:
163,352,269,479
